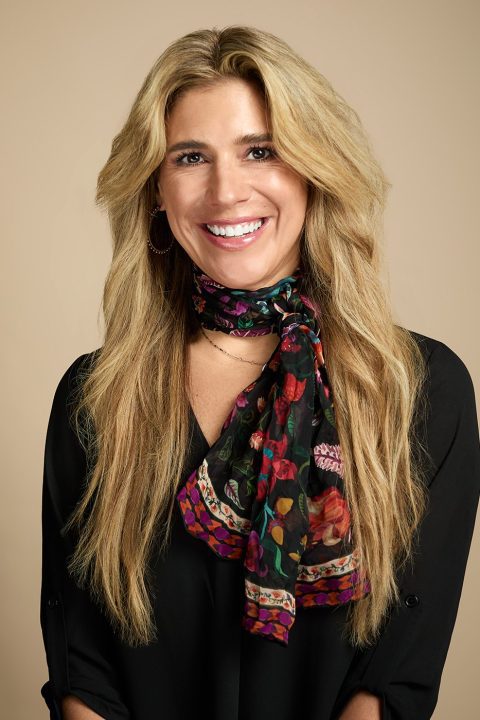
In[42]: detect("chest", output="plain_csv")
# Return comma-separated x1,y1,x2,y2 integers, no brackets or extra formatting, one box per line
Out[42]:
186,342,264,448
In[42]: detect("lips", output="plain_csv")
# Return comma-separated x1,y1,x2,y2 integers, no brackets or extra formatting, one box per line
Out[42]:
202,218,265,235
202,215,266,226
199,216,270,251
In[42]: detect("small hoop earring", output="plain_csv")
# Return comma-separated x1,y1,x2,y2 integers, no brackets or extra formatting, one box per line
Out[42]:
148,205,174,254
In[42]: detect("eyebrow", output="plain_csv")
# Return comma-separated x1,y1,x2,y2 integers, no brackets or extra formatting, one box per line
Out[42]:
166,132,273,155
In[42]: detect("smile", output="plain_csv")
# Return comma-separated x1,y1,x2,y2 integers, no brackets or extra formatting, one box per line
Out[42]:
199,217,270,252
204,218,264,237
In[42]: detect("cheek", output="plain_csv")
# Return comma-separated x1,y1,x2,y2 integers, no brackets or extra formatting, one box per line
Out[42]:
290,177,309,208
266,171,308,211
162,186,193,222
167,180,203,219
280,187,308,227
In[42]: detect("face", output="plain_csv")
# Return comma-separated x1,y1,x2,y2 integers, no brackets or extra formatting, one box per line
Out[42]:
156,78,308,290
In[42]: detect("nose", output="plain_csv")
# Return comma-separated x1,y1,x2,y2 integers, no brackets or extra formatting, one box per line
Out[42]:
205,157,251,207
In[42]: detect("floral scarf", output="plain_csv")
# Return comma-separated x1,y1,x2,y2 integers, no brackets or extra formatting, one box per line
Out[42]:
176,262,370,646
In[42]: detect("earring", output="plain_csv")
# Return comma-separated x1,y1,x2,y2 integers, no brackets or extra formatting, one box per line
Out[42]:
148,205,174,254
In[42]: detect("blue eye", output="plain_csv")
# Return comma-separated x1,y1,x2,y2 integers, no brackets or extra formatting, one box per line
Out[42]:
174,144,277,166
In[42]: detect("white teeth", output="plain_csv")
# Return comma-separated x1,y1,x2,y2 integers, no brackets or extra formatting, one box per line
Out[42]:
206,219,263,237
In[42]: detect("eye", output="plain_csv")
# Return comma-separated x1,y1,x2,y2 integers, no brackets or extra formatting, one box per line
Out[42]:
247,144,276,162
174,151,204,166
173,144,277,166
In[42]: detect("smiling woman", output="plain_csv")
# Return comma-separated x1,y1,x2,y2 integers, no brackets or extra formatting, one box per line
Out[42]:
155,79,308,285
40,24,479,720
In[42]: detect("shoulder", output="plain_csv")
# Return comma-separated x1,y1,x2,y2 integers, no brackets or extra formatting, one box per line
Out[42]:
44,350,102,524
47,349,102,428
406,328,475,404
47,348,102,456
404,328,479,485
51,349,101,410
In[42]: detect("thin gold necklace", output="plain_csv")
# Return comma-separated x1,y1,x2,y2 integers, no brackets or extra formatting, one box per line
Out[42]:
199,325,267,366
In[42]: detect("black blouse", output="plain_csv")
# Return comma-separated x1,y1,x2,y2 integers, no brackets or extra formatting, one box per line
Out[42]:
40,330,480,720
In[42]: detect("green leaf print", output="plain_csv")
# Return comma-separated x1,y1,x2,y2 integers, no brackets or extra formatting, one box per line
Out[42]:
218,435,233,461
295,446,311,460
232,458,253,476
224,479,245,510
298,492,308,521
287,410,295,437
324,406,336,427
262,536,276,552
274,544,289,578
238,316,254,329
255,500,275,540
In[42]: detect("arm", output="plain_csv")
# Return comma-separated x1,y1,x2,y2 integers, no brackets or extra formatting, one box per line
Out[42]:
62,695,105,720
40,353,130,720
333,339,480,719
338,690,382,720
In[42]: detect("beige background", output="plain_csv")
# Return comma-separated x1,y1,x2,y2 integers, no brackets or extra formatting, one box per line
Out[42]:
1,1,479,717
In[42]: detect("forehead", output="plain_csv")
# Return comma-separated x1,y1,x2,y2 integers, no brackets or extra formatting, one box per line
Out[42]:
165,79,269,141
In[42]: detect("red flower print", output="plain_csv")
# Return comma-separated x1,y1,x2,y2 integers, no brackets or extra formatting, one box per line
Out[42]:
257,478,268,501
223,404,236,428
280,335,302,353
257,396,266,413
312,340,325,366
249,430,265,451
267,353,281,372
236,392,248,408
306,487,350,547
274,395,290,425
283,373,306,402
258,435,297,493
259,433,289,487
192,295,206,313
272,458,297,482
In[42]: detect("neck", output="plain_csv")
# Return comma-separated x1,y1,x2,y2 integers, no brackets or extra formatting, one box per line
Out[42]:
189,262,304,363
192,325,280,365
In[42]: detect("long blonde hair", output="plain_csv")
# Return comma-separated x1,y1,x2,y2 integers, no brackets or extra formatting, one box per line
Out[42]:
64,25,432,649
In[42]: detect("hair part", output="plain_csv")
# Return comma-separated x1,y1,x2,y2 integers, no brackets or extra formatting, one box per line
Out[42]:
63,24,432,649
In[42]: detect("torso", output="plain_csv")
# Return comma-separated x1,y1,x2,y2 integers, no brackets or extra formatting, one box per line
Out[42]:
187,329,280,448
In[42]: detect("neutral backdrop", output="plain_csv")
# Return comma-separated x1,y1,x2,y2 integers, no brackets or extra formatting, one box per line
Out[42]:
1,1,479,718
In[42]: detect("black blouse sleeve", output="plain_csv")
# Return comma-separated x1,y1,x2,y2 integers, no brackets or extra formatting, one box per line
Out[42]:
332,337,480,719
40,353,131,720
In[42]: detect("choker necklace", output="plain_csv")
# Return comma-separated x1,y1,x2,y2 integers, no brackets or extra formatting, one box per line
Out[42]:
199,325,268,366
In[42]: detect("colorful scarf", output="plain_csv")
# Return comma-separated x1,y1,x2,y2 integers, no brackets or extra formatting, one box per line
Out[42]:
176,262,370,646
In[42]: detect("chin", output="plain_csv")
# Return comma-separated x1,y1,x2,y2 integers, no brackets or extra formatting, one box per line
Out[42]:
189,230,300,287
195,258,269,291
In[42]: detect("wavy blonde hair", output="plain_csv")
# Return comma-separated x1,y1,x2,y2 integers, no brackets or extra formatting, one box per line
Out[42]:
64,25,432,649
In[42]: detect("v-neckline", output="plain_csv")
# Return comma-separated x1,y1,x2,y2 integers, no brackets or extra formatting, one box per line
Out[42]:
188,398,212,451
186,336,281,453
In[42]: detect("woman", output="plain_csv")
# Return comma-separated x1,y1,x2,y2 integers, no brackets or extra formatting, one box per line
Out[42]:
40,25,480,720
